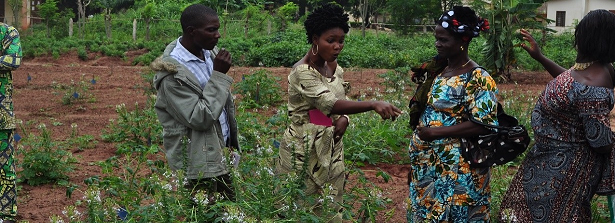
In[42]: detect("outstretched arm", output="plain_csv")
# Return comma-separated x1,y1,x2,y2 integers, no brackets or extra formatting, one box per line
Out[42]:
519,29,565,78
330,100,401,120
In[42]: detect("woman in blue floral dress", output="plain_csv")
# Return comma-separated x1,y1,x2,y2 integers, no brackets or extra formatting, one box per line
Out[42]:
407,6,496,222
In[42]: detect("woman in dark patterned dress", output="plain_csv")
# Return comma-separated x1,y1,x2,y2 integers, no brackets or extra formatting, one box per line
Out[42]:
499,10,615,222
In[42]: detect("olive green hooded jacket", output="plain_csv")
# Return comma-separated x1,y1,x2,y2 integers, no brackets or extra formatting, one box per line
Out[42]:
152,40,239,179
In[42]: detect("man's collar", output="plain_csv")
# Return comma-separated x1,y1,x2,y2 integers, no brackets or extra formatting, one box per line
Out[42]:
172,36,210,62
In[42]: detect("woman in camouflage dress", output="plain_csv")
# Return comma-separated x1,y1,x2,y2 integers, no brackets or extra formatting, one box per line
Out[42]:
275,3,401,222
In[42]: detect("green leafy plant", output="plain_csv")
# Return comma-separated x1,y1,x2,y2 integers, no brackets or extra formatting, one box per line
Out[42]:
67,123,98,152
51,75,95,105
18,123,78,186
101,98,162,152
276,2,299,31
234,69,283,109
378,66,412,101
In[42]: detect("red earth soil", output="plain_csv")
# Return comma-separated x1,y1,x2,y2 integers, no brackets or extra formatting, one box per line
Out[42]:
13,51,555,222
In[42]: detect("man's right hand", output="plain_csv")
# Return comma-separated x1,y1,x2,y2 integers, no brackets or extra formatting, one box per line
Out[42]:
213,48,232,74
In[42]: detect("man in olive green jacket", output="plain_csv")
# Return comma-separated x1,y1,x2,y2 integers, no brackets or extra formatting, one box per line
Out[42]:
152,4,239,201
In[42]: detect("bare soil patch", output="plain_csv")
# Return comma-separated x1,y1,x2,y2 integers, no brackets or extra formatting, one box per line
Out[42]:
13,53,552,222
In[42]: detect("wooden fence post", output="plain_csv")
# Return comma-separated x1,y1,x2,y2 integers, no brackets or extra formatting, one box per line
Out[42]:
69,18,73,37
133,19,137,41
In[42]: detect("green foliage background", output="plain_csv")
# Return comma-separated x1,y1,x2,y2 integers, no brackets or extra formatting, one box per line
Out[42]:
18,1,608,222
20,1,577,74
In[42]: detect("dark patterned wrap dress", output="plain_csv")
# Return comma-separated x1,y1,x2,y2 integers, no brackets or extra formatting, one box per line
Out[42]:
499,69,615,222
275,64,350,221
407,68,499,222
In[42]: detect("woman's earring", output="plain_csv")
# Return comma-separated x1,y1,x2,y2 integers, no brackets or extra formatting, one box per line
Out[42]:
460,46,464,51
311,45,319,55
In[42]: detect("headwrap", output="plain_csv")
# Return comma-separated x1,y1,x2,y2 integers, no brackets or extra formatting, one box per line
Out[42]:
437,9,490,42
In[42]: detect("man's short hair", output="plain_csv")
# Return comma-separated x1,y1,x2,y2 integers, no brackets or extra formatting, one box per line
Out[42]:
180,4,218,32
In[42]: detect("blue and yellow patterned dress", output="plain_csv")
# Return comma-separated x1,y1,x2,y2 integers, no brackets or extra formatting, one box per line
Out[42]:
407,68,498,222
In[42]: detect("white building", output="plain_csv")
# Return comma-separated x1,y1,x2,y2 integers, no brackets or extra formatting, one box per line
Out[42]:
542,0,615,32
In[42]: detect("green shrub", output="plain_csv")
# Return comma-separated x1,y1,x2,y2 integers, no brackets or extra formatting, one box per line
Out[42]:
51,75,95,105
101,99,162,152
19,123,77,186
233,69,283,108
77,46,88,61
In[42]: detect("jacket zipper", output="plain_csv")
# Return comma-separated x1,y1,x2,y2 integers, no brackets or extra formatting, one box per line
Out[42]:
176,76,225,146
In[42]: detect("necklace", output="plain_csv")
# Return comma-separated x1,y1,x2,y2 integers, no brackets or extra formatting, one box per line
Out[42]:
443,59,472,74
308,58,330,77
572,61,595,71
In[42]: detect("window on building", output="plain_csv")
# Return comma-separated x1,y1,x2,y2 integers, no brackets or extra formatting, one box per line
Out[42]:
556,11,566,27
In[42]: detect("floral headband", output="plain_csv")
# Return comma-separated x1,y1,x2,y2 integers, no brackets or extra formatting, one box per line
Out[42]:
438,10,490,42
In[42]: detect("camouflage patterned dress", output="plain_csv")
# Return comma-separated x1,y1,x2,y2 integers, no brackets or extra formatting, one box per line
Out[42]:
276,64,349,221
0,23,21,221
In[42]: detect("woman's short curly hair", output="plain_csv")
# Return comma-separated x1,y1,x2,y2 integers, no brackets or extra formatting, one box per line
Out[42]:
304,3,349,44
574,9,615,63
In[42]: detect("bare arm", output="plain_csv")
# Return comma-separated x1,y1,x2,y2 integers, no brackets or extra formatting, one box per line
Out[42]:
415,121,490,141
519,29,566,77
330,99,401,120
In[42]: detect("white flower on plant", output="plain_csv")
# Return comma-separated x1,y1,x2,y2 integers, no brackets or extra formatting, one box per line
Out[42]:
293,202,299,211
192,192,210,206
222,210,246,222
266,146,273,154
71,123,78,128
263,167,274,176
162,183,172,191
37,123,46,129
281,204,289,211
70,209,82,220
83,190,101,203
256,146,264,155
115,103,126,112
